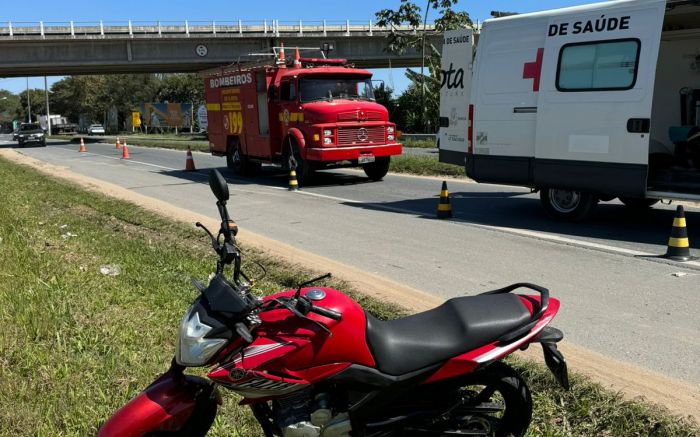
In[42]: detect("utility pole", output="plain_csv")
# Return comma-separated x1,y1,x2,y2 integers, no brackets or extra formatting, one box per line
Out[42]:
26,77,32,123
420,0,430,133
44,76,51,135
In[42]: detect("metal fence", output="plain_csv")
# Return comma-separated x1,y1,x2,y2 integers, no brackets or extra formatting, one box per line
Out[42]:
0,20,437,39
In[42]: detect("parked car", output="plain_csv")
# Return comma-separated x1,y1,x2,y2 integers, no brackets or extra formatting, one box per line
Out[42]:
88,124,105,135
16,123,46,147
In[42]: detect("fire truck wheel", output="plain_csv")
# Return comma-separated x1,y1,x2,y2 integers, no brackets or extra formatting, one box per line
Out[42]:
227,140,258,176
286,139,312,182
363,157,391,181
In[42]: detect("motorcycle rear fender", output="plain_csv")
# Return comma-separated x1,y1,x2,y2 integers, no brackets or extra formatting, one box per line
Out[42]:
98,364,218,437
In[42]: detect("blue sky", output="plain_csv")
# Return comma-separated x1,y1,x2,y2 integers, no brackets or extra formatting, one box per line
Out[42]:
0,0,589,95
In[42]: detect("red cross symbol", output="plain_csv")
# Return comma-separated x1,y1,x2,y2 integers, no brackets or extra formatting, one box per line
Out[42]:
522,48,544,92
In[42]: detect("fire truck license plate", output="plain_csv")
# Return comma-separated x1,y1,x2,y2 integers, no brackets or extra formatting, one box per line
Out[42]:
358,155,375,164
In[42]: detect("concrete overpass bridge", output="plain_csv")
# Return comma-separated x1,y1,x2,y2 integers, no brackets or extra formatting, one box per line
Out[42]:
0,20,442,77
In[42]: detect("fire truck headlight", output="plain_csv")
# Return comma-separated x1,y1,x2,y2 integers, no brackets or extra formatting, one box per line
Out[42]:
387,126,395,134
323,137,333,145
387,135,395,141
323,129,332,137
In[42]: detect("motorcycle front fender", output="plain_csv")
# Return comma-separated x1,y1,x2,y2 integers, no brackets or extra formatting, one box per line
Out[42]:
98,363,219,437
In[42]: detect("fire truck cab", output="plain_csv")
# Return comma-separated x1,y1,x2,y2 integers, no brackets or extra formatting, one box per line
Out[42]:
203,47,402,181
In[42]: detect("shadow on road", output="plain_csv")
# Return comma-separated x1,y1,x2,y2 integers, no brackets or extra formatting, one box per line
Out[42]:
344,192,699,250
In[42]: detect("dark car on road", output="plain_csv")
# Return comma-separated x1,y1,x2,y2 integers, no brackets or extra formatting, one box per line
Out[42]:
16,123,46,147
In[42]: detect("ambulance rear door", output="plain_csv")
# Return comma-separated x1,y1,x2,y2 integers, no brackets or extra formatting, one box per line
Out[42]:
534,0,666,198
438,28,473,167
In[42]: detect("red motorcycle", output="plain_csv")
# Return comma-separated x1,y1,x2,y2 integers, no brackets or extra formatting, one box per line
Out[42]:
99,170,569,437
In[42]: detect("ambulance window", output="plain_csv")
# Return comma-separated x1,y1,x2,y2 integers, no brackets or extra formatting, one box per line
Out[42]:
280,81,297,101
556,39,640,91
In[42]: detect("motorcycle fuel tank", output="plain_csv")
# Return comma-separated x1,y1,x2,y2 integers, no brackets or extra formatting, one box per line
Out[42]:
208,287,375,398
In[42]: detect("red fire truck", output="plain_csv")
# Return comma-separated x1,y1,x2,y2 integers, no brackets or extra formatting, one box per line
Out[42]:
202,46,402,181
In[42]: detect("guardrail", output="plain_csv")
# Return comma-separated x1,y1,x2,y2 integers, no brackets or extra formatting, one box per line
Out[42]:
0,20,437,39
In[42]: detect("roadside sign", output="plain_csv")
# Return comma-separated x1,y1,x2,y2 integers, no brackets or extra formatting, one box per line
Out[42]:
197,104,208,132
132,112,141,127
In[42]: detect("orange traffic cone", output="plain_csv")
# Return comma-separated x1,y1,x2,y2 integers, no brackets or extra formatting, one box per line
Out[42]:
115,137,121,149
121,142,130,159
185,147,196,171
278,42,286,68
293,47,302,68
79,137,86,153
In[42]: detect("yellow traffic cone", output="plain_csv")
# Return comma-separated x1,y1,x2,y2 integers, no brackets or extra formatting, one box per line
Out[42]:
288,168,299,191
664,205,695,261
437,181,452,219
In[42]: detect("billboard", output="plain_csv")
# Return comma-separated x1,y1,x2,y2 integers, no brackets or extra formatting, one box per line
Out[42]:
141,103,193,128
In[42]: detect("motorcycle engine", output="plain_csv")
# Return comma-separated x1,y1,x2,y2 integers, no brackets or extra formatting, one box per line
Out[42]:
274,391,341,437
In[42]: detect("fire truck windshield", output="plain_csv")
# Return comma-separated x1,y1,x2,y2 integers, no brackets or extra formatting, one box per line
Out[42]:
299,77,375,102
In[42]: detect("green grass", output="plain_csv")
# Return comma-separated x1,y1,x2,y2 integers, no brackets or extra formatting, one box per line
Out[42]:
0,157,697,436
390,154,466,178
402,138,437,149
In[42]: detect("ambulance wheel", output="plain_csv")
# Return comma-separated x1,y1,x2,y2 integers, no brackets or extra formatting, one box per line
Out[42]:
620,197,659,209
540,188,597,221
363,157,391,181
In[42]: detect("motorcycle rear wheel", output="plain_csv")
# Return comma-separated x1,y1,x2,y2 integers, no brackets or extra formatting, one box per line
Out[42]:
404,361,532,437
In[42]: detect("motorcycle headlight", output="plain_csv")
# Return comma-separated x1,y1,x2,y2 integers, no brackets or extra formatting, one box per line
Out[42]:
176,304,227,367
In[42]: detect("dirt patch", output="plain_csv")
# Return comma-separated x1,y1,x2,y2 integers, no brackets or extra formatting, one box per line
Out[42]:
2,148,698,420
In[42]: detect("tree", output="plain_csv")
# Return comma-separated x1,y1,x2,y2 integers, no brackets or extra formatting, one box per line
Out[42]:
373,83,397,119
49,74,203,132
15,89,49,122
0,90,21,124
376,0,471,132
51,74,160,130
157,74,204,105
51,76,106,123
376,0,471,54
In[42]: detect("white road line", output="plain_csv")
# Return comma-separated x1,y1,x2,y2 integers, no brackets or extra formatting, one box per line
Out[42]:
269,186,361,203
52,146,185,171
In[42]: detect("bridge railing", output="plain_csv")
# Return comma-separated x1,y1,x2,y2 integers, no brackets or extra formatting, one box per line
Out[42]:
0,20,436,39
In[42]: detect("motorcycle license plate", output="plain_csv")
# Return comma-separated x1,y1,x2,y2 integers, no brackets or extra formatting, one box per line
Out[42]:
358,155,375,164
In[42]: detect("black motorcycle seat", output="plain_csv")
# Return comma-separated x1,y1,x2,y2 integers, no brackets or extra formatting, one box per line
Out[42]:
365,294,531,376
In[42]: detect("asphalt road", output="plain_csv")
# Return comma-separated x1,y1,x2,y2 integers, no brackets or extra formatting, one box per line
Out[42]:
4,135,700,387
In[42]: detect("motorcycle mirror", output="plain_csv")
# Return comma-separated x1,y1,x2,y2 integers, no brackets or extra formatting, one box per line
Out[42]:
208,170,229,203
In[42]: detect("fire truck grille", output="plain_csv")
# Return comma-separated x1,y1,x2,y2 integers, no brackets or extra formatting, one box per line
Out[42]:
337,111,384,122
337,126,385,146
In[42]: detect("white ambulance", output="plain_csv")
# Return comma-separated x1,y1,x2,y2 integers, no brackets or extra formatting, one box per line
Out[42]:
440,0,700,220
